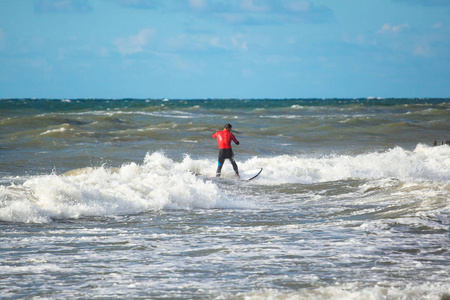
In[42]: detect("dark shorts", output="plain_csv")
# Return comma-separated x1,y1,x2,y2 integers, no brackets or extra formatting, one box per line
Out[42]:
216,148,238,176
218,149,234,161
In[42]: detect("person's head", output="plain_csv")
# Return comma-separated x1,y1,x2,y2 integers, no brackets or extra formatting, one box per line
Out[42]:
224,123,232,131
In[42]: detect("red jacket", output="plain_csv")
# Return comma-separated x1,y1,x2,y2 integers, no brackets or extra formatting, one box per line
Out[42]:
212,130,239,149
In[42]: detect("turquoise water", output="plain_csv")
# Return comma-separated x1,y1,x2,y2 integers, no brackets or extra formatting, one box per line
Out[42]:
1,98,449,299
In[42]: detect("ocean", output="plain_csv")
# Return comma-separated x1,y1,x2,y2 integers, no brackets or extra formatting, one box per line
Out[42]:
0,98,449,299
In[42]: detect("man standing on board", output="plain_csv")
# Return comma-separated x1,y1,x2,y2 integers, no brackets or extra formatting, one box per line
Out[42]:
212,123,240,179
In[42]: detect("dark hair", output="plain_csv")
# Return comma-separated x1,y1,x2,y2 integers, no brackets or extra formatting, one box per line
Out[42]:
224,123,232,129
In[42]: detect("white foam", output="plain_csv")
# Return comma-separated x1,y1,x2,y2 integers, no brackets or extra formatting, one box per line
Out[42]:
1,145,448,223
237,282,450,300
40,126,69,135
0,152,236,223
241,144,450,185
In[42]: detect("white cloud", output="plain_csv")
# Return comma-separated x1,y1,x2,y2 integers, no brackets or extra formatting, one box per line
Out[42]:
240,0,270,13
377,23,410,34
413,44,431,57
231,34,248,51
342,32,377,47
284,1,311,12
188,0,207,10
433,22,443,29
114,29,156,55
209,36,221,47
185,0,231,13
193,35,223,49
99,47,109,57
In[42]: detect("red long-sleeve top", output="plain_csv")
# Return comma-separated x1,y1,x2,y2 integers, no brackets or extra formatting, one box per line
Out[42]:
212,130,239,149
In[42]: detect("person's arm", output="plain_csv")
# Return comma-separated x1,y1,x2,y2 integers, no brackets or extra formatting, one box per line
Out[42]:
231,133,240,145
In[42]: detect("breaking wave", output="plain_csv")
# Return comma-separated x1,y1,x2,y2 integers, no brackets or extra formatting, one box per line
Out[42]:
1,144,448,223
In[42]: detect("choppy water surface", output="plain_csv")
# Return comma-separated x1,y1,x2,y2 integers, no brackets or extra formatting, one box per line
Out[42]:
1,99,449,299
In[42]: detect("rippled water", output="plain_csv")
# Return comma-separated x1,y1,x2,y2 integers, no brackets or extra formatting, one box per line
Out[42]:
1,99,449,299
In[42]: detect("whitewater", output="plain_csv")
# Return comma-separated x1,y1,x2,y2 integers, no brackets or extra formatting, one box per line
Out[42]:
0,98,449,299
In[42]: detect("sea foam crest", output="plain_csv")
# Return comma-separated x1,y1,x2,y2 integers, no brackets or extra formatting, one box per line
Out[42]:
0,152,227,223
1,145,448,223
240,144,450,184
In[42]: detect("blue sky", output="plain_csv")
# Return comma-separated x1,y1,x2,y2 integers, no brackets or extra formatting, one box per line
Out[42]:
0,0,449,99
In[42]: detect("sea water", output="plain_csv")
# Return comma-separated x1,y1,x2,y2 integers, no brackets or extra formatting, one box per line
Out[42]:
0,98,449,299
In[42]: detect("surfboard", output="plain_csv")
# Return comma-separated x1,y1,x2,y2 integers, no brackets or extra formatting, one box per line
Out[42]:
200,168,263,182
239,168,263,181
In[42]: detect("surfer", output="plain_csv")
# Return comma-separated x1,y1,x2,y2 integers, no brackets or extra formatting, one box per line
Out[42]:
212,123,240,179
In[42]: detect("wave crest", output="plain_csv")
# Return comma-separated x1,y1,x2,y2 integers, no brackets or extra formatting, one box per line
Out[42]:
0,152,224,223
